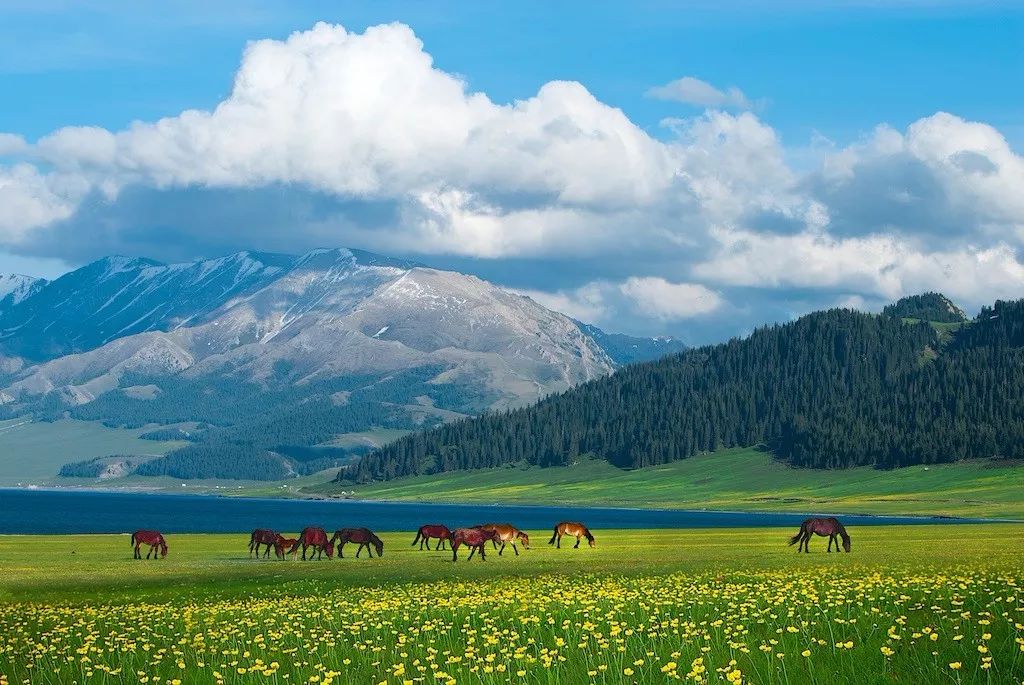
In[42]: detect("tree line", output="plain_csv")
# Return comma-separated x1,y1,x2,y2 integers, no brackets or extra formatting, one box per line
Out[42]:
342,299,1024,483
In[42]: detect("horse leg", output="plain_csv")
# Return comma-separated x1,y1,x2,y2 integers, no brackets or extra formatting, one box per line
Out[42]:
479,544,486,561
574,535,581,549
556,534,561,549
499,542,505,556
356,544,363,558
512,542,519,557
803,532,811,553
452,542,459,562
827,535,834,553
134,543,140,559
467,546,476,561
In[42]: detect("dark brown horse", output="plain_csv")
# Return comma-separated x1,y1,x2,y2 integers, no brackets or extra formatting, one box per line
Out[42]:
249,528,285,559
451,527,499,562
330,528,384,558
788,517,851,553
289,527,334,560
131,530,168,560
412,524,451,550
477,523,530,556
548,521,595,549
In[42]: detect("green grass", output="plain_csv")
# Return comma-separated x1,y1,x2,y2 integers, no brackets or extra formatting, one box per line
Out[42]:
319,447,1024,519
1,525,1021,683
0,417,183,486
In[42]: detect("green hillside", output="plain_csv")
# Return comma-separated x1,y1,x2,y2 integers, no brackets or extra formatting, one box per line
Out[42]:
347,298,1024,483
0,417,182,485
318,446,1024,519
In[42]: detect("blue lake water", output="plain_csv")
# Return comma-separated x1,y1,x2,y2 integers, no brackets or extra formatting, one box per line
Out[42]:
0,488,984,534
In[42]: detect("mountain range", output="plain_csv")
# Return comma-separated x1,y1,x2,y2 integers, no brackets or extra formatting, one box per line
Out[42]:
0,248,684,480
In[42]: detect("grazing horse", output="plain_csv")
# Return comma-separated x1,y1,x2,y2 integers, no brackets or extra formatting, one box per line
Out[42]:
249,528,284,559
131,530,168,560
289,527,334,560
788,517,851,553
276,536,298,559
330,528,384,558
450,527,499,562
412,524,452,551
548,521,595,549
478,523,530,556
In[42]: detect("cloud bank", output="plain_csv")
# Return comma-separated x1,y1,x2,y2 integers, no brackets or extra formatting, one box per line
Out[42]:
0,21,1021,340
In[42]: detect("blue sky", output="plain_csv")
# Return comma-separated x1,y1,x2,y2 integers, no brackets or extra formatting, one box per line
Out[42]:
1,1,1022,342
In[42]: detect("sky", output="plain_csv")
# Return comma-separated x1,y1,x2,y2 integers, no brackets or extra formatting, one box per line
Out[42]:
0,1,1022,343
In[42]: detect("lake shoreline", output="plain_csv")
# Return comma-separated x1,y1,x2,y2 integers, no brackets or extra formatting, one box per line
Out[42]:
2,482,1021,523
0,486,1014,535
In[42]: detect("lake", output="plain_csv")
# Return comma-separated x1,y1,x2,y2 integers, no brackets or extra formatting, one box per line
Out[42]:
0,488,986,534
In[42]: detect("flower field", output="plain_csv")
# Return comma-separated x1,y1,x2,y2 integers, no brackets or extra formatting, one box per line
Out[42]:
1,525,1022,684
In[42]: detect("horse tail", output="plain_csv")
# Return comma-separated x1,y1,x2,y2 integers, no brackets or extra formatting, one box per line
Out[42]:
412,529,422,546
130,531,136,547
548,525,559,545
788,523,805,546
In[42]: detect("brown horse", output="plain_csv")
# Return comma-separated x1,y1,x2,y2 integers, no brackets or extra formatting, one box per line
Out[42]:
477,524,530,556
249,528,285,559
330,528,384,558
412,524,451,550
451,527,499,562
131,530,168,560
788,517,851,553
548,521,595,549
276,536,298,559
289,527,334,560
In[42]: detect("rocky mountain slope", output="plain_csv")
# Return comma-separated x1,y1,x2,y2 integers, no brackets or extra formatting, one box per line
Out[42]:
0,248,681,479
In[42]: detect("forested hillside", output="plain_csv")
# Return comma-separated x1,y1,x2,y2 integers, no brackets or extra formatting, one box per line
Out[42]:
343,298,1024,482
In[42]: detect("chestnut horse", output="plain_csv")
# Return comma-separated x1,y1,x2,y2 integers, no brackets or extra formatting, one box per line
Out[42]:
249,528,284,559
450,527,499,562
330,528,384,558
412,524,451,551
131,530,168,560
548,521,595,549
788,517,851,553
289,526,334,560
277,536,298,559
478,524,530,556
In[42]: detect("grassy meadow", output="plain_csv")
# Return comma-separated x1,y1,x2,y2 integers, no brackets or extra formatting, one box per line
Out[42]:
1,525,1022,683
320,447,1024,520
0,417,183,486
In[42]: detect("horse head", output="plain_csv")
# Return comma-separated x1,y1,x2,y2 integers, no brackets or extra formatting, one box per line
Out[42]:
373,537,384,557
842,536,851,553
324,542,335,559
160,540,169,557
517,531,530,549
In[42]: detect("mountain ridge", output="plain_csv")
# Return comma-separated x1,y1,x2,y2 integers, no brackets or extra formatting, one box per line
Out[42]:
0,247,687,480
345,297,1024,482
